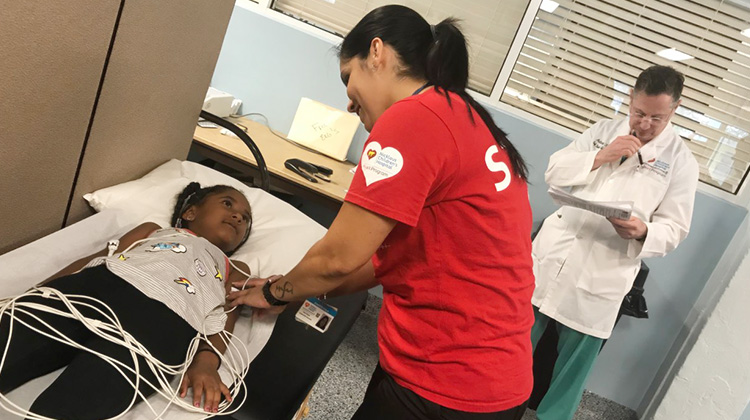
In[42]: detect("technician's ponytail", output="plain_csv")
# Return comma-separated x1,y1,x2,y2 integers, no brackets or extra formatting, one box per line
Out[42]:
427,19,528,181
339,6,528,181
426,18,468,94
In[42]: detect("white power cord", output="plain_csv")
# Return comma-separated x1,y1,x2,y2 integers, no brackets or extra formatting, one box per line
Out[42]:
0,231,258,420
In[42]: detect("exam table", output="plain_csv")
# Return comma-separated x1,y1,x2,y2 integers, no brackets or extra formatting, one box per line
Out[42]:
220,292,368,420
0,113,369,420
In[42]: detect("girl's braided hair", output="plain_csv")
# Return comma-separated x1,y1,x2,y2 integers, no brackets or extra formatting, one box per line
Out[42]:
170,182,252,255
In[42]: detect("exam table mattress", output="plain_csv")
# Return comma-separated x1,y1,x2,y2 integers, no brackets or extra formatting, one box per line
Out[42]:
0,159,368,419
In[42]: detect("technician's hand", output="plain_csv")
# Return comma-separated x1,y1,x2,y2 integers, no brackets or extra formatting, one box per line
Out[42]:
593,134,643,170
226,286,268,308
227,275,286,314
229,276,267,292
608,216,648,240
180,352,231,413
230,274,282,292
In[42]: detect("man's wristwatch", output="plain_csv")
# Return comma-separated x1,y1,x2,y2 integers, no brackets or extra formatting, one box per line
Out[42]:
262,280,289,306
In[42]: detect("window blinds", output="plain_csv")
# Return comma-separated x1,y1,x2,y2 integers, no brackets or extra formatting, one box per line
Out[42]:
272,0,531,95
501,0,750,193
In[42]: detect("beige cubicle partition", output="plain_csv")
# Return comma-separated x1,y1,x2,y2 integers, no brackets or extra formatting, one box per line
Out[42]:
0,0,235,254
66,0,235,224
0,0,122,255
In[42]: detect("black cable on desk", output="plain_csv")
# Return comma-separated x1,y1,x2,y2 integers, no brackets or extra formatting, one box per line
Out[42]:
199,110,271,192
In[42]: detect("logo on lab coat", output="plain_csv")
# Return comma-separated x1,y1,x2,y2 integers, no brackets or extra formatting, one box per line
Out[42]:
643,159,670,177
361,141,403,186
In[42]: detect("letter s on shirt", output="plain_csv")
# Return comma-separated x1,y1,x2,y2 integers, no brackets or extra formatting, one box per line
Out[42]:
485,145,511,192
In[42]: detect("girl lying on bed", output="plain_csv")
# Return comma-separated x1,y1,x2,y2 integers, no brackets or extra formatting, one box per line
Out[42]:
0,182,260,418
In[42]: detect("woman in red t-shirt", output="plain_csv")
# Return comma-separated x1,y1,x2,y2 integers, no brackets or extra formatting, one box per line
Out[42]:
228,5,534,419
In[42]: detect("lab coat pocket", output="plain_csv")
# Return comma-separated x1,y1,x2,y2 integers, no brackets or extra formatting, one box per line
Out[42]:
531,211,570,261
576,240,630,300
532,252,562,299
632,169,669,217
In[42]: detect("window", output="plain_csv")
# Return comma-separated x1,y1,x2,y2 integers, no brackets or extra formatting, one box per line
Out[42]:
271,0,531,94
500,0,750,194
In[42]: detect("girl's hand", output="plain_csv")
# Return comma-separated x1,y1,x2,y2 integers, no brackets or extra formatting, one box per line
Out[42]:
179,352,231,413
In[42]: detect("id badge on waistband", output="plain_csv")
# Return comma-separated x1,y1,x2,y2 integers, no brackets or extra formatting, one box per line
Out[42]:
295,297,338,333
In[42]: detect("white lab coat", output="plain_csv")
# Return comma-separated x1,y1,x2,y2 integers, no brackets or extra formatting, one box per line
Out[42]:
532,119,699,339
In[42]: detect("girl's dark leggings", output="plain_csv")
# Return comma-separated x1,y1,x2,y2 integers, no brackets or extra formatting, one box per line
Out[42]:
0,265,196,420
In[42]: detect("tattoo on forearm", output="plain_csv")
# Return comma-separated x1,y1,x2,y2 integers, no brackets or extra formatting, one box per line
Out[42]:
275,281,294,299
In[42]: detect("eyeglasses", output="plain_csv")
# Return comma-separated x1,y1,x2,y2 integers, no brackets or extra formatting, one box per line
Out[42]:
632,111,667,124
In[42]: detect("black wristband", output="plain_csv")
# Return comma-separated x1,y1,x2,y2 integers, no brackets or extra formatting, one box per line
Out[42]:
195,347,221,369
262,280,289,306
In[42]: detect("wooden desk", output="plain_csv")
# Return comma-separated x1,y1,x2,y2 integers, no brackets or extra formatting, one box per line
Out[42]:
191,116,355,211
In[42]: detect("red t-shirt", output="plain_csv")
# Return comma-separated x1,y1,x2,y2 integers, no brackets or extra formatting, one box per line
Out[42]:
345,89,535,412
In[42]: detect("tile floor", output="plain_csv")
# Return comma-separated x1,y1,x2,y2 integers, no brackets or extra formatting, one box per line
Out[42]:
306,295,638,420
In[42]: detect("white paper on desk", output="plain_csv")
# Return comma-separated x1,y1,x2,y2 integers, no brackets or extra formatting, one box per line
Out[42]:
287,98,360,161
548,186,633,220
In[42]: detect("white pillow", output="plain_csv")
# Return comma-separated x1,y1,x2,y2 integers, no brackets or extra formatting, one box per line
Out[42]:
84,159,326,277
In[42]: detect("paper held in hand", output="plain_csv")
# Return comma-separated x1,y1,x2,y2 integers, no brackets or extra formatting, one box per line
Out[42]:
287,98,360,161
548,186,633,220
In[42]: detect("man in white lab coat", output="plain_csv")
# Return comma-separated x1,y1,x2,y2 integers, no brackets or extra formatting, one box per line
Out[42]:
530,65,699,420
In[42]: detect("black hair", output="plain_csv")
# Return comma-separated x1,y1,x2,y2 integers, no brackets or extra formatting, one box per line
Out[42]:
634,65,684,103
170,182,252,256
338,5,528,181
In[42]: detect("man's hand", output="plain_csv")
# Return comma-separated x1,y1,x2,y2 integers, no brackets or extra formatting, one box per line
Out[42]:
608,216,648,240
593,134,643,170
179,351,231,413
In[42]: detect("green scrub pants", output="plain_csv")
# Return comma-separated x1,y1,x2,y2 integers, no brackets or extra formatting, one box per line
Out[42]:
530,307,604,420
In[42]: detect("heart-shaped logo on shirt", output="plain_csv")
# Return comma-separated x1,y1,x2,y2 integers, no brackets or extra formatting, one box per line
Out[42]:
360,141,403,186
